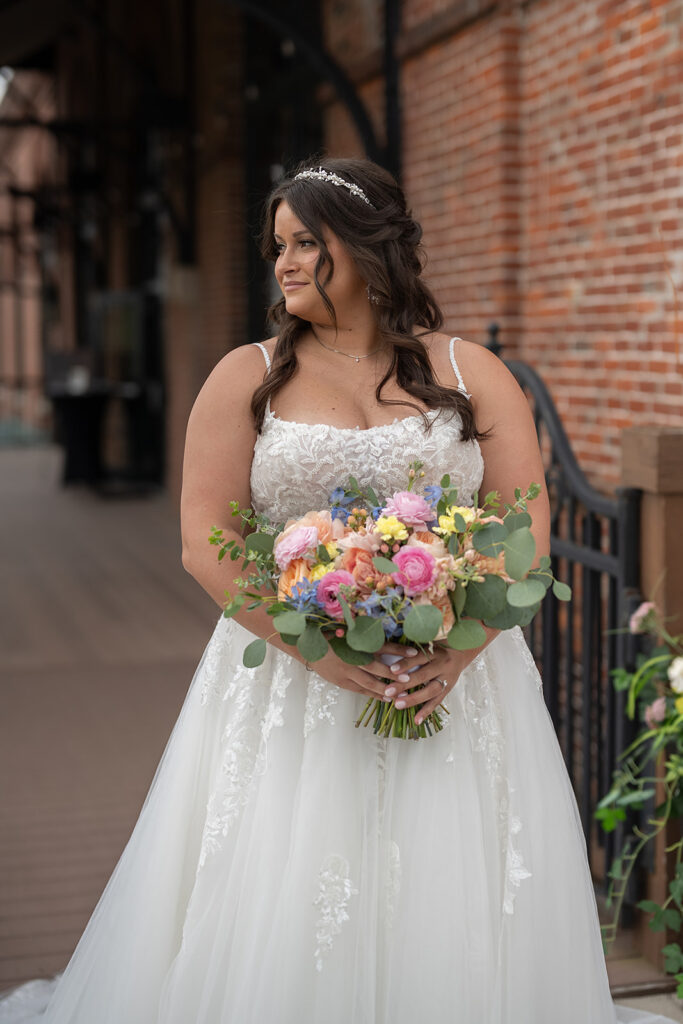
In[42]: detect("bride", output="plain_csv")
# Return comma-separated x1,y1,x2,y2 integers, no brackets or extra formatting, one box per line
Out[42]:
0,158,677,1023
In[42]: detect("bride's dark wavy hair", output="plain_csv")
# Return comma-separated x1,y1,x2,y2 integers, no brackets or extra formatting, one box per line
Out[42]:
252,156,482,439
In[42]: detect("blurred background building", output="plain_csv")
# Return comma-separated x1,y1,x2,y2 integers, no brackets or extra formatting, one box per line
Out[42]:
0,0,680,496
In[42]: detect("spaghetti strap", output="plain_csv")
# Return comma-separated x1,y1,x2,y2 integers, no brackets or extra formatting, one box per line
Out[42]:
254,342,272,372
448,336,471,398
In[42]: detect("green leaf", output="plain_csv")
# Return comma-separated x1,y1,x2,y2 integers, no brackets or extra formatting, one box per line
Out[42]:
472,521,508,554
316,544,332,564
346,615,386,652
272,610,307,636
452,582,467,618
402,604,443,644
638,900,662,915
446,618,487,650
243,637,267,667
463,574,507,621
222,593,246,618
504,511,532,531
481,599,540,630
440,474,451,488
372,556,399,573
279,632,299,646
365,486,379,507
244,531,275,555
594,805,627,832
338,595,355,631
453,512,468,533
676,972,683,999
506,578,548,608
348,475,360,491
552,580,572,601
528,567,553,591
663,944,683,974
503,526,536,580
328,635,373,665
539,555,551,570
297,624,329,662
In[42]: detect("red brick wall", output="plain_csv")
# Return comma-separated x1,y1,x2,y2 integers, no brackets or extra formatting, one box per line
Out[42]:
322,0,683,488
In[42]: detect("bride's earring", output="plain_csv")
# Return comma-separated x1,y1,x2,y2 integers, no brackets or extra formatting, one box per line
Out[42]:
366,283,380,305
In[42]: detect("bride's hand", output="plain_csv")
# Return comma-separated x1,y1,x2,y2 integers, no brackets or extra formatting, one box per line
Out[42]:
379,642,475,725
310,644,421,700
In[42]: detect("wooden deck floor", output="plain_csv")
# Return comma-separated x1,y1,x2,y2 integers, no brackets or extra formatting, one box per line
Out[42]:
1,446,681,1020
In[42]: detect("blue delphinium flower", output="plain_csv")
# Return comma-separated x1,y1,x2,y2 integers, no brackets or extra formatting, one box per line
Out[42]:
331,505,350,524
423,484,442,506
289,579,323,612
357,592,384,616
370,505,384,520
382,616,403,640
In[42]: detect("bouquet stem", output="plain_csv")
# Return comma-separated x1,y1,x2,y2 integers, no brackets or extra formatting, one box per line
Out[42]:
355,682,446,740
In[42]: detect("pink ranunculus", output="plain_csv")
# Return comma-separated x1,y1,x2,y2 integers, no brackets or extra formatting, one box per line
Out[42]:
316,570,356,619
391,546,436,596
382,491,435,528
644,695,667,730
274,525,319,571
629,601,656,634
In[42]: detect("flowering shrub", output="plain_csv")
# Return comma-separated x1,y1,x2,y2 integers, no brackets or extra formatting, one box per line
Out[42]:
596,602,683,993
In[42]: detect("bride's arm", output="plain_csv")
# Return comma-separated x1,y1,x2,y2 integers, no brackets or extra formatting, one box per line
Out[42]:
180,344,390,700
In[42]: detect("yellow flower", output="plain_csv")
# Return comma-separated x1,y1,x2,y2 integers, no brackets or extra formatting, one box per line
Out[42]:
675,695,683,716
324,541,339,558
435,514,455,536
310,562,335,582
449,505,476,525
375,516,409,542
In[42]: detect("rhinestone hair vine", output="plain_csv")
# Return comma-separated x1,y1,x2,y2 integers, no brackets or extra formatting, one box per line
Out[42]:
293,167,376,208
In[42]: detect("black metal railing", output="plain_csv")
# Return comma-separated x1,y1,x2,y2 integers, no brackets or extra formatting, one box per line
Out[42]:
487,325,642,886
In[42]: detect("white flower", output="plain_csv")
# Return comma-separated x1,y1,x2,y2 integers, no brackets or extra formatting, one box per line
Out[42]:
667,656,683,694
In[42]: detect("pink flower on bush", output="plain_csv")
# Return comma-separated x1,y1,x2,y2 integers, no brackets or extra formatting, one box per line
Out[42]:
391,546,436,596
644,696,667,730
316,570,356,619
274,525,319,570
382,491,434,528
629,601,656,634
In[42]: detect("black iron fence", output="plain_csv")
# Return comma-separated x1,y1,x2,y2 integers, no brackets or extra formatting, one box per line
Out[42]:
488,326,642,887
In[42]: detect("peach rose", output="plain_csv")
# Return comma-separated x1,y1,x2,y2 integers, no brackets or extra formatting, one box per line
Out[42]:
406,530,449,559
281,510,344,547
340,547,393,595
277,558,311,601
463,534,511,580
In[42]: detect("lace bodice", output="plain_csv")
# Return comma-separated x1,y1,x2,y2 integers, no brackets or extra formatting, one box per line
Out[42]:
249,339,484,522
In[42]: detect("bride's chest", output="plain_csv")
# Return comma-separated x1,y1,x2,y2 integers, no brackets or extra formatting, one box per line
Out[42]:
249,409,484,523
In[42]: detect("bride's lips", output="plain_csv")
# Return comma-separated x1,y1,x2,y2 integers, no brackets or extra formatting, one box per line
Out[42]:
283,281,307,291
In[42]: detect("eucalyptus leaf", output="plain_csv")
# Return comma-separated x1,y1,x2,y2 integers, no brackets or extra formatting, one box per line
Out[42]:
297,623,329,662
446,618,487,650
243,637,267,668
463,574,507,621
504,511,532,531
338,595,355,631
402,604,443,644
372,556,399,573
506,578,548,608
440,474,451,488
346,615,386,652
222,593,245,619
244,531,275,554
328,635,374,665
485,600,540,630
472,521,508,554
503,527,536,580
452,582,466,618
272,610,307,636
552,580,572,601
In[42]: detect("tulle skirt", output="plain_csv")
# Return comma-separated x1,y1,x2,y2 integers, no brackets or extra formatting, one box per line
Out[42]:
0,619,678,1023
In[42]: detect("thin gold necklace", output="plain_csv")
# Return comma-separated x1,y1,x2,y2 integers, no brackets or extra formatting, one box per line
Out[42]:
310,327,382,364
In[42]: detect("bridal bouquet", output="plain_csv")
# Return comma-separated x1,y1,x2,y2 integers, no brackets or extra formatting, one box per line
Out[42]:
210,461,570,740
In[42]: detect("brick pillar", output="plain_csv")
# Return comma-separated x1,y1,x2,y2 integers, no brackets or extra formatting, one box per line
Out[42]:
621,425,683,969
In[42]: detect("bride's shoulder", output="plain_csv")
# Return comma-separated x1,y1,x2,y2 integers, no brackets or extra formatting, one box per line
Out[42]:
188,338,276,432
423,332,514,397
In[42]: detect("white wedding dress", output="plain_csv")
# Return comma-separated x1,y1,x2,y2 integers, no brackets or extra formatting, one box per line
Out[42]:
0,340,677,1024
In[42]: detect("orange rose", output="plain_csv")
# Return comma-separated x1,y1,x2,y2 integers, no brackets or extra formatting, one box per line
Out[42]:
463,535,511,580
341,547,393,596
277,558,311,601
281,510,342,547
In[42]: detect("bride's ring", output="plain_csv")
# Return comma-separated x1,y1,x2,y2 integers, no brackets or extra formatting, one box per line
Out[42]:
438,678,448,690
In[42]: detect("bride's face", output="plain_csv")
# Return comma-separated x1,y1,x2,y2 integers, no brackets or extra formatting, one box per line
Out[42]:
273,200,367,323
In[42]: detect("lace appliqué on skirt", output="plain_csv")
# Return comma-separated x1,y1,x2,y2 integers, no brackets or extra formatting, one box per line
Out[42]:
303,674,339,736
464,647,531,915
313,854,359,972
